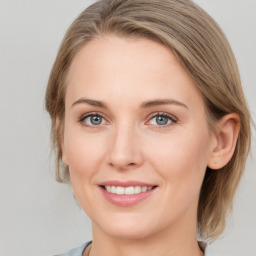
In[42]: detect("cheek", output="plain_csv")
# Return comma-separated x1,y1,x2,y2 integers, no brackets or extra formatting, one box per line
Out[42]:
145,130,211,219
63,130,108,213
63,128,107,179
146,128,211,188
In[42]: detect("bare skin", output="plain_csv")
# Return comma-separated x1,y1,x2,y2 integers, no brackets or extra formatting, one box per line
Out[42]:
61,36,240,256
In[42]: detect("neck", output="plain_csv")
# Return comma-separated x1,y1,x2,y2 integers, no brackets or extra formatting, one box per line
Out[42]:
89,216,204,256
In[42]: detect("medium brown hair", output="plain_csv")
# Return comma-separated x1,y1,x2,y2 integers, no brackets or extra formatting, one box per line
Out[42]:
45,0,251,241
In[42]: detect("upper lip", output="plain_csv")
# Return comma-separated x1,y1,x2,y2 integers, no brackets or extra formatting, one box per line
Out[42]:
99,180,157,187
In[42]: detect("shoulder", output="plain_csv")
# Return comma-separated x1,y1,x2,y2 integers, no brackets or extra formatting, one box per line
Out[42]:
198,241,216,256
52,241,92,256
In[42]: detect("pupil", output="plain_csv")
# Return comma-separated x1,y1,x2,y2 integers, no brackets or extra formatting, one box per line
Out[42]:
91,115,102,125
156,116,168,125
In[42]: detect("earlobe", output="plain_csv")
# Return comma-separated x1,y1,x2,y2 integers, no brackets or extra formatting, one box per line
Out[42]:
208,113,240,170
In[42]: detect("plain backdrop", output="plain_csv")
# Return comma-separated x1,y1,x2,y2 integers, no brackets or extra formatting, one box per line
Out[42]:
0,0,255,255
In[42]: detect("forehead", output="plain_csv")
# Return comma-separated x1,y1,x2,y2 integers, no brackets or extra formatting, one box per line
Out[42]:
66,36,204,110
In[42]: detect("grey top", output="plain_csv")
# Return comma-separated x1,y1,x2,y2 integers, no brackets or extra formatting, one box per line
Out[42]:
53,240,216,256
53,241,92,256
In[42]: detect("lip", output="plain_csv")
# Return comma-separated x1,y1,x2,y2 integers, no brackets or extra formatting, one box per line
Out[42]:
98,180,158,207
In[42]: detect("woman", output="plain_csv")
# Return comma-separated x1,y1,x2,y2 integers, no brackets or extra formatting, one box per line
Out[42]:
45,0,251,255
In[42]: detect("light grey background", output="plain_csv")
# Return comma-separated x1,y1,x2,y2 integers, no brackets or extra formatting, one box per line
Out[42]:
0,0,255,255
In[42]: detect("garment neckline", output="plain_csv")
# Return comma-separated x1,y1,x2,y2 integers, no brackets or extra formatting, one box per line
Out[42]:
82,240,211,255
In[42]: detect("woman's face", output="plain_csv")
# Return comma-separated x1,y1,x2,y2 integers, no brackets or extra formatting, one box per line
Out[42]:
62,36,216,239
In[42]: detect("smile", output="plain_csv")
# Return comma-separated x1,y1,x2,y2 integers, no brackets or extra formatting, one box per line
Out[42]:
99,181,158,207
103,185,155,195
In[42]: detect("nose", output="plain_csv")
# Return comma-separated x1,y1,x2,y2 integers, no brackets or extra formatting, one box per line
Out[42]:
107,123,144,170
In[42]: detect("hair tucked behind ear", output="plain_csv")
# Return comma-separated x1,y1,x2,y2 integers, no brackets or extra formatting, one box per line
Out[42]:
45,0,251,241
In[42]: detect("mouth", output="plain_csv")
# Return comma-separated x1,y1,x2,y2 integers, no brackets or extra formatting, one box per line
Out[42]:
98,180,158,206
100,185,157,195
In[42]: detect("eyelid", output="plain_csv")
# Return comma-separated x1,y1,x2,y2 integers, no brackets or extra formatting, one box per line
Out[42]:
145,112,178,127
147,111,177,121
79,111,110,128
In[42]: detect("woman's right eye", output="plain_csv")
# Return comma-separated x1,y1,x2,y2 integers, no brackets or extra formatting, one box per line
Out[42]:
80,114,107,127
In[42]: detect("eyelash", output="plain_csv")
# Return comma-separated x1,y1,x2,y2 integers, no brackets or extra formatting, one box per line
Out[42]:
79,112,178,129
146,112,177,128
79,112,108,129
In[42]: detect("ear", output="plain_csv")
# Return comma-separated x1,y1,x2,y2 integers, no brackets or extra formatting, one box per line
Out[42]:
56,117,68,166
207,113,240,170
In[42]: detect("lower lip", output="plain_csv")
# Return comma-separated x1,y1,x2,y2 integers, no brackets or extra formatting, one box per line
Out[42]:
99,186,156,207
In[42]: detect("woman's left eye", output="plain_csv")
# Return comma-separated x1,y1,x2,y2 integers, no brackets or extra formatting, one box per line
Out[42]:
147,113,177,127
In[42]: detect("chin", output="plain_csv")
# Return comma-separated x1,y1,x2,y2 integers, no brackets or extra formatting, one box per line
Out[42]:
93,212,162,240
104,225,154,240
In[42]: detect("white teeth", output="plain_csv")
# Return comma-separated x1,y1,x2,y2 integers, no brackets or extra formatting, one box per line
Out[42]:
104,185,155,195
125,186,134,195
111,186,116,193
142,186,147,192
134,186,142,194
116,186,125,195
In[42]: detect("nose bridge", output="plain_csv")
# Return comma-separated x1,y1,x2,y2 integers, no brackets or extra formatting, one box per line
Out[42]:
108,120,143,169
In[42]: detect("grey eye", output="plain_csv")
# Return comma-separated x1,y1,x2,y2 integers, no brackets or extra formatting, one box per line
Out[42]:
80,113,108,127
148,113,176,127
155,115,169,125
89,115,103,125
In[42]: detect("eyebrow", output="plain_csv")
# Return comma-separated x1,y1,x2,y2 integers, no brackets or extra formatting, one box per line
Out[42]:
140,99,188,109
71,98,188,109
72,98,108,109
